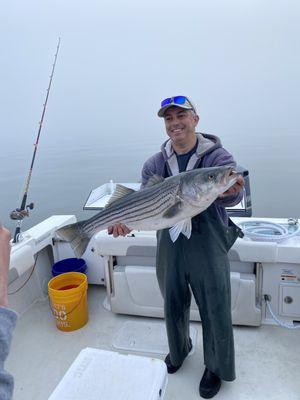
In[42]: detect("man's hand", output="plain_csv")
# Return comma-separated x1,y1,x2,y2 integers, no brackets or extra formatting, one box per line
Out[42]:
0,225,11,308
219,175,244,198
107,223,132,238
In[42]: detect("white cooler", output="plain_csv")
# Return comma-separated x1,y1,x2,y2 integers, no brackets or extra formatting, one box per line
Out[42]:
49,347,168,400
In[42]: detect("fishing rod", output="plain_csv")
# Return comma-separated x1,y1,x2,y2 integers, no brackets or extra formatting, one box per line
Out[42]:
10,38,61,243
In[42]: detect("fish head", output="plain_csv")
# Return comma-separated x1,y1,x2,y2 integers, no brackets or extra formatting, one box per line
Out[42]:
180,166,238,206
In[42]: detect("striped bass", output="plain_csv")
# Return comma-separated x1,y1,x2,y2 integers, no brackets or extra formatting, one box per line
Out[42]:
56,165,238,257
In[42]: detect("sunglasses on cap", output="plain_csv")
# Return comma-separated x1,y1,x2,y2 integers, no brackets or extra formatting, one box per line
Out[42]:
160,96,194,109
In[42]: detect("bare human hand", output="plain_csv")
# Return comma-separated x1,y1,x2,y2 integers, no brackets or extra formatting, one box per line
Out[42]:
219,175,244,198
0,225,11,307
107,223,132,238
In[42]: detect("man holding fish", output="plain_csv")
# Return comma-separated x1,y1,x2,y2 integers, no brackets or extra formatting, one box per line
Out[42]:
108,96,244,399
57,95,244,398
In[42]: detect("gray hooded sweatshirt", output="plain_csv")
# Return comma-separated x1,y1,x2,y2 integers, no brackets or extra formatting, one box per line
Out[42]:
0,307,17,400
141,132,243,224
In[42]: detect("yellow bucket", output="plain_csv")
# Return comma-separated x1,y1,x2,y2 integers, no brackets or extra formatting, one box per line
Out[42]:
48,272,88,332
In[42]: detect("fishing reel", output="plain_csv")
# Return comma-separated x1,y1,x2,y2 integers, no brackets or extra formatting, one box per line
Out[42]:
10,203,34,220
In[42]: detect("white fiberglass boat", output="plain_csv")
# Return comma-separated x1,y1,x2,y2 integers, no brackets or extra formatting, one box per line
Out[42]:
6,178,300,400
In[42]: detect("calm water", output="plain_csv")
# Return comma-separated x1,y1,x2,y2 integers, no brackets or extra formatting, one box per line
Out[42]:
1,128,299,235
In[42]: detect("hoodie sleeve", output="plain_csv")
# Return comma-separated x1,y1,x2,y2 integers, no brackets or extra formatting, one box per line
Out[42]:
0,307,17,400
204,147,243,207
140,152,165,189
141,161,155,189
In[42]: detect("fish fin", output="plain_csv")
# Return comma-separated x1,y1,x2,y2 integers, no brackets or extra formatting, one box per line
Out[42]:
162,200,183,218
169,218,192,242
106,184,136,206
56,221,90,258
145,174,165,187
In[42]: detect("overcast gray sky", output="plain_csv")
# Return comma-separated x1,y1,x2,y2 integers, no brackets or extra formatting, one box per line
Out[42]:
1,0,299,143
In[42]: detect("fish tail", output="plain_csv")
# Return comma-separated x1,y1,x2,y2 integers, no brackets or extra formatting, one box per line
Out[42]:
56,221,90,258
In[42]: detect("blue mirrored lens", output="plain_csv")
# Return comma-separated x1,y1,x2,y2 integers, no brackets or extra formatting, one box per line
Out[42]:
173,96,187,105
161,98,172,107
161,96,189,108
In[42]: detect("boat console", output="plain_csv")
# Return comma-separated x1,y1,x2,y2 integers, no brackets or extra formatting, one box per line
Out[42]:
86,221,299,328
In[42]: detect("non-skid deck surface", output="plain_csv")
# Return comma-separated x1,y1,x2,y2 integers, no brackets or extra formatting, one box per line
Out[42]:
112,320,198,355
6,286,300,400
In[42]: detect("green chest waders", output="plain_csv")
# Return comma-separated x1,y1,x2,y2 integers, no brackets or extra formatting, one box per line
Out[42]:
156,204,243,381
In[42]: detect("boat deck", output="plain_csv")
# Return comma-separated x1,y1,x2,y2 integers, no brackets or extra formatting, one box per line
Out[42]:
6,285,300,400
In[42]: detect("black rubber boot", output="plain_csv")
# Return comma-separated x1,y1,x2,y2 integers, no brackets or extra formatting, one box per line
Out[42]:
164,338,192,374
199,368,221,399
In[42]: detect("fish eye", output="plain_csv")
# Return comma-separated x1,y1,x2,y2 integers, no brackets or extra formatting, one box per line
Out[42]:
208,174,214,180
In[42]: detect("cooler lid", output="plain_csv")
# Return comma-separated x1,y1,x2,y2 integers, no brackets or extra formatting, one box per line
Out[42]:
48,347,167,400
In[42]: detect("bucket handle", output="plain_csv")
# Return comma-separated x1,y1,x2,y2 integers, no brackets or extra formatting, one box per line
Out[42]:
49,290,85,318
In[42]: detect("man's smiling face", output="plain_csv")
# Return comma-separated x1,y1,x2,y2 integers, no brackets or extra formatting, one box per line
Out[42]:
163,106,199,146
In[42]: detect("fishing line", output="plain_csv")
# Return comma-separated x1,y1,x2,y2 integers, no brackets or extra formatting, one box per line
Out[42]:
10,38,61,243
